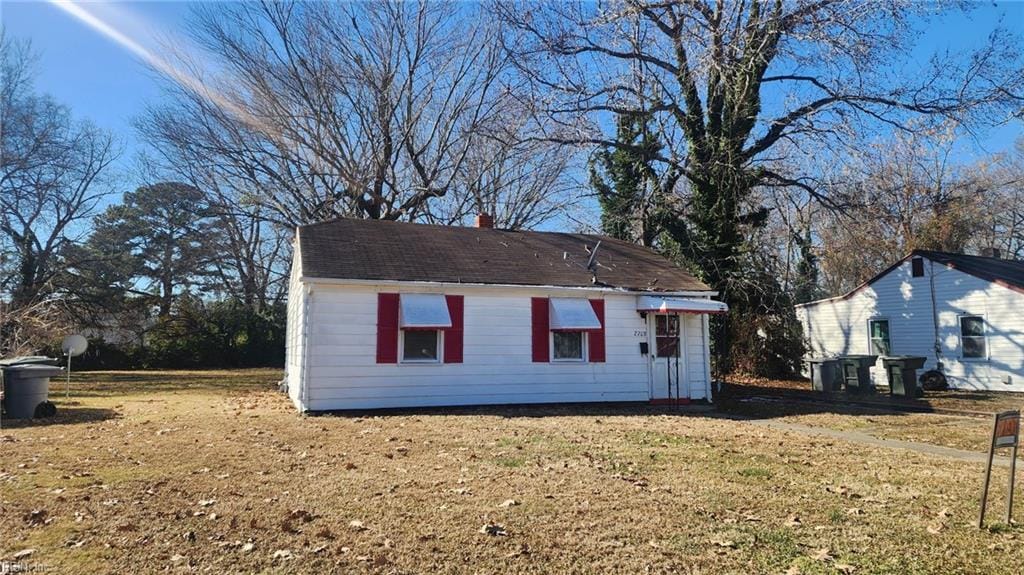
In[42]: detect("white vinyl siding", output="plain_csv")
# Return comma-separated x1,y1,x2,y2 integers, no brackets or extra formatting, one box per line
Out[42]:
285,238,309,410
288,282,715,410
798,257,1024,392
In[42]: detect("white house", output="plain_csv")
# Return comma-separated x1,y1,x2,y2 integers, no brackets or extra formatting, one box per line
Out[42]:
796,250,1024,392
284,215,727,412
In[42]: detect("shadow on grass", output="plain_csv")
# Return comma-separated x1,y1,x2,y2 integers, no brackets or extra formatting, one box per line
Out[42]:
717,378,1023,420
1,404,119,428
308,401,717,420
65,370,284,397
713,395,913,421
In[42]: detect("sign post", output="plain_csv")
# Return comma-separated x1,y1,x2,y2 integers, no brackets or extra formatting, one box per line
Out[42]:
978,410,1020,528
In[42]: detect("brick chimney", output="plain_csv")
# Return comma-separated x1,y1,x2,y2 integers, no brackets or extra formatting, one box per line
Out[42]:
475,213,494,229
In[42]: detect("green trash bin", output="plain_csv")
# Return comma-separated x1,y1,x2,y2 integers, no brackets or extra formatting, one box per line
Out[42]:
880,356,927,397
806,358,841,392
837,355,878,394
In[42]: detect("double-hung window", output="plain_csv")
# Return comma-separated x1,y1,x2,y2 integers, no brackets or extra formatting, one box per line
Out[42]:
868,319,891,355
398,293,450,363
960,316,987,359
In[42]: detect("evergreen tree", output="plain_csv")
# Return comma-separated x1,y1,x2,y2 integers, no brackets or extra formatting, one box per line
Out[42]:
588,113,664,246
793,229,820,305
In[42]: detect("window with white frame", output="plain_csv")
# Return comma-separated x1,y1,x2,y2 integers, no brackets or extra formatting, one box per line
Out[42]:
868,318,891,355
552,331,586,361
402,329,442,362
960,316,987,359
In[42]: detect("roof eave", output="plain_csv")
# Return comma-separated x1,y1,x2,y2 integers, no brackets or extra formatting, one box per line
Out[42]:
299,275,717,297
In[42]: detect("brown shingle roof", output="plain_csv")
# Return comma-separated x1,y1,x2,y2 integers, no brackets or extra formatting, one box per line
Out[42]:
298,218,710,292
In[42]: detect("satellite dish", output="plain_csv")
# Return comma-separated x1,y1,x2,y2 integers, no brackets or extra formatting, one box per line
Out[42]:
62,334,88,357
60,334,88,400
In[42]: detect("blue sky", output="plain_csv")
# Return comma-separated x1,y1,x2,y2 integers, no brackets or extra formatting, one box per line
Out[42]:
2,0,1022,197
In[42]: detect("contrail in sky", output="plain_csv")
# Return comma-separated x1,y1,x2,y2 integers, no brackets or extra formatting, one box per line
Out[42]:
46,0,271,138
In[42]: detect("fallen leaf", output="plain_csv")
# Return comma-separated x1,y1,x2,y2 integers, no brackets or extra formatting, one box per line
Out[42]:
242,542,255,553
22,509,48,527
498,499,519,508
480,523,508,536
835,563,856,574
12,549,35,560
289,509,314,523
273,549,294,560
811,548,833,562
709,538,736,548
349,520,367,531
198,499,216,507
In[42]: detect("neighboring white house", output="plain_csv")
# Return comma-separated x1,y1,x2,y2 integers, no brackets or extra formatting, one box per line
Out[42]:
796,250,1024,392
284,215,727,412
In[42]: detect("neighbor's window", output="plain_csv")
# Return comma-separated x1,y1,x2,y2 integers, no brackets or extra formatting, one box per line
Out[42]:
552,331,585,361
402,330,440,362
911,257,924,277
869,319,891,355
655,315,680,358
960,316,987,359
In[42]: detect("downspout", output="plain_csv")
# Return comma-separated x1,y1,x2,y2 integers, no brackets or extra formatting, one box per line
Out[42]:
928,259,942,372
702,313,712,402
299,283,313,412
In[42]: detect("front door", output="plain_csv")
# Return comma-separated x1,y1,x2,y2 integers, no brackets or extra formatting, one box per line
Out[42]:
649,314,685,400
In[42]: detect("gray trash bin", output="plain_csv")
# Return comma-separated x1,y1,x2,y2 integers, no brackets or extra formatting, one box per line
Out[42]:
2,364,64,419
806,358,841,392
881,356,927,397
837,355,878,394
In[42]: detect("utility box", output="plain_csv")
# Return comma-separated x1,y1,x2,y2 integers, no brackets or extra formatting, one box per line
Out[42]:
881,356,927,398
806,358,841,392
1,362,63,419
837,355,878,394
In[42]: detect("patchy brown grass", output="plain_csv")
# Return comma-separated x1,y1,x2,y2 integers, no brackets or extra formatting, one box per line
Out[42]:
2,370,1023,574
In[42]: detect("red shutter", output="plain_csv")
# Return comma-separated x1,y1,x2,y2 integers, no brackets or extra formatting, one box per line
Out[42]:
589,299,606,363
531,297,549,362
376,293,399,363
443,295,464,364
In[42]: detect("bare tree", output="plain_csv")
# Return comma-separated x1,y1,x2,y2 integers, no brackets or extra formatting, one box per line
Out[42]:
138,0,574,231
972,138,1024,260
0,33,118,308
817,126,993,293
495,0,1023,263
495,0,1023,367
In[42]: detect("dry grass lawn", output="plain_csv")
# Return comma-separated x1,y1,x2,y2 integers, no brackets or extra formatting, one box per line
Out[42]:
2,370,1023,574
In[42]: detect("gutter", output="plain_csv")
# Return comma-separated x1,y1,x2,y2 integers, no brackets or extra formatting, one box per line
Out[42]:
300,276,719,298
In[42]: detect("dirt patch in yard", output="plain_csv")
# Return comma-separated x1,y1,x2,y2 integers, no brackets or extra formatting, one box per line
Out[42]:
2,370,1023,574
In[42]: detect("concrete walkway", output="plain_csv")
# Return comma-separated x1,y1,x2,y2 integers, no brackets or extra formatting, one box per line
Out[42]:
740,418,1015,468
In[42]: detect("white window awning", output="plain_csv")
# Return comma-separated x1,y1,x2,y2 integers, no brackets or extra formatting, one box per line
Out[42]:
636,295,728,314
549,298,602,330
399,293,452,328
